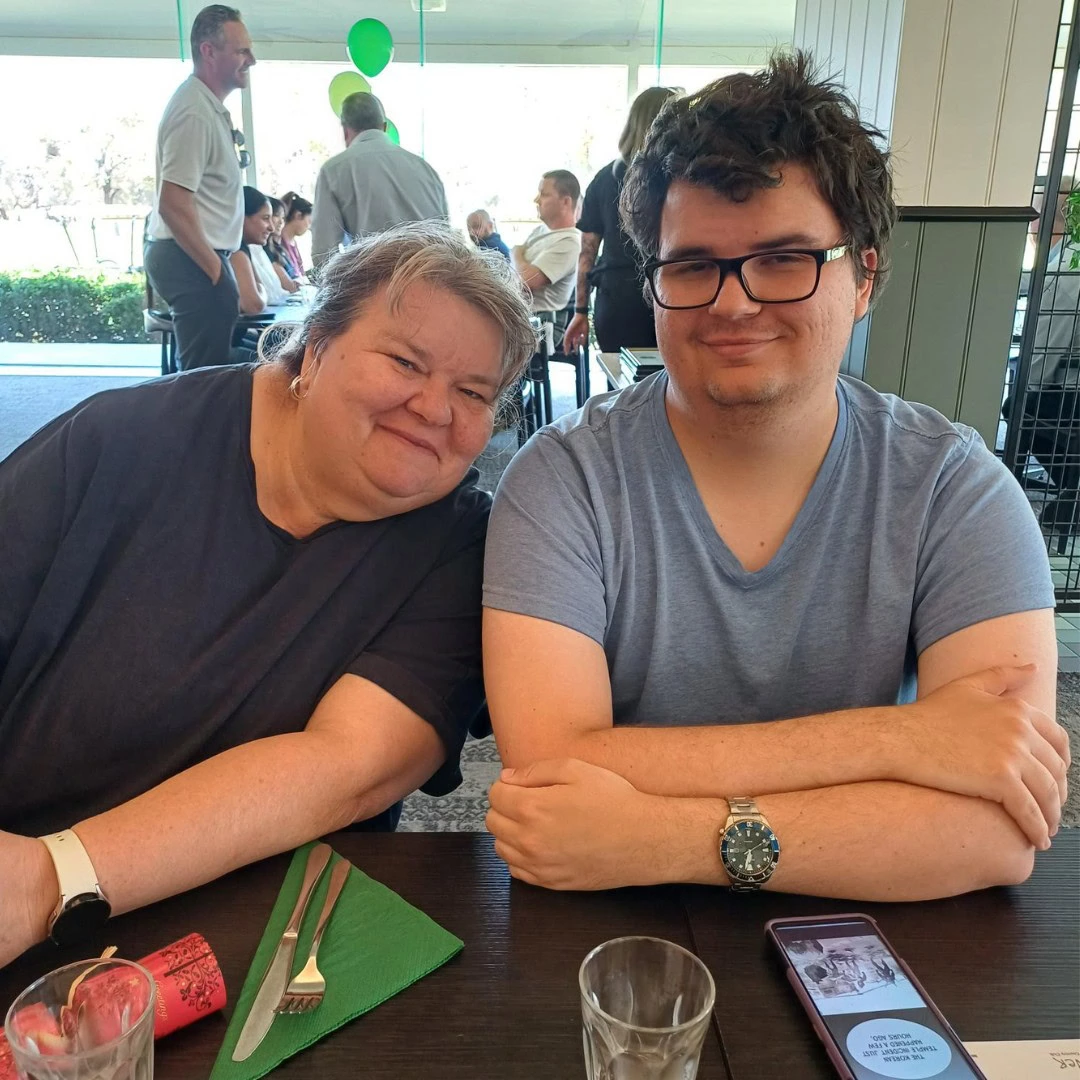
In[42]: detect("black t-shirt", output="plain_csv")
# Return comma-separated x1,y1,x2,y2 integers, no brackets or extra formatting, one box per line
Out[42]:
0,365,490,835
576,159,640,279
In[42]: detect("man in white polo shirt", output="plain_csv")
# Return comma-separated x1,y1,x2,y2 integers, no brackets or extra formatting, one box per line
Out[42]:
144,5,254,370
512,170,582,321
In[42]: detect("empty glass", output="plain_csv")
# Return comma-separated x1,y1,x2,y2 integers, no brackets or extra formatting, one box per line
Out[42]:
4,958,155,1080
579,936,716,1080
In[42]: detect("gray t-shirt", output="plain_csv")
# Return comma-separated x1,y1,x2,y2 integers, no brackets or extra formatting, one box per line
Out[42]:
483,373,1054,726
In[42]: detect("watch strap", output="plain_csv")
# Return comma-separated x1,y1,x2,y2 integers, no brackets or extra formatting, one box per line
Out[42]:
727,796,759,819
38,829,104,908
721,796,779,892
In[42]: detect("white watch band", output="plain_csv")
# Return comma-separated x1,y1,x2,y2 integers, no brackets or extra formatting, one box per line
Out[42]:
38,829,105,908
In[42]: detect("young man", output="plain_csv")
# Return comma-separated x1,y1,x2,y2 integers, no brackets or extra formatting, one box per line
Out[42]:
144,5,254,370
482,54,1071,902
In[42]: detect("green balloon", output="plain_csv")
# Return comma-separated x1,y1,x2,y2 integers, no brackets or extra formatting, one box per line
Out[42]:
347,18,394,78
328,71,370,116
385,119,400,145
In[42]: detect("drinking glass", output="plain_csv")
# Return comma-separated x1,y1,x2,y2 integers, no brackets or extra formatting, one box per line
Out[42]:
579,936,716,1080
4,958,155,1080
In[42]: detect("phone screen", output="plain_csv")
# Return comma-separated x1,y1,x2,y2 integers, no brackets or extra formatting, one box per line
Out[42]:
771,918,982,1080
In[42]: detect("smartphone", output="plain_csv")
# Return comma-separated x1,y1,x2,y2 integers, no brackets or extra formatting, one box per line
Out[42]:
765,913,987,1080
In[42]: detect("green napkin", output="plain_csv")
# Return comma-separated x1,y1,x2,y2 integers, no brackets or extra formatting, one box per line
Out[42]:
210,843,464,1080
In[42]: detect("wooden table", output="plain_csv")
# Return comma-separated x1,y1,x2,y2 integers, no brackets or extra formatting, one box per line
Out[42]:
0,835,727,1079
2,832,1076,1079
683,830,1080,1079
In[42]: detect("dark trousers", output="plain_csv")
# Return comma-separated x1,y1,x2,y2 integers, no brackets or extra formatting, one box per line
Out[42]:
144,240,240,370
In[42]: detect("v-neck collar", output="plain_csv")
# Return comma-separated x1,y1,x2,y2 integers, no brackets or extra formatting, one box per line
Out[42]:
650,373,849,586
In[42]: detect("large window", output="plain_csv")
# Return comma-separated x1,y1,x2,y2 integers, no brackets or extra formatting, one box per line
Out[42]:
653,65,760,95
250,60,628,245
0,56,227,272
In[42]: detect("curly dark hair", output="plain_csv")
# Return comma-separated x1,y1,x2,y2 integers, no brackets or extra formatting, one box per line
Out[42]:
620,50,897,295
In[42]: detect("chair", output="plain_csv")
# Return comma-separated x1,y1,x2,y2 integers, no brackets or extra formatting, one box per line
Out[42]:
142,215,178,376
143,274,177,376
518,301,592,444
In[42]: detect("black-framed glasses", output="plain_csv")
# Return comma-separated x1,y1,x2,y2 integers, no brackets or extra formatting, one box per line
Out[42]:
645,245,850,309
232,128,251,170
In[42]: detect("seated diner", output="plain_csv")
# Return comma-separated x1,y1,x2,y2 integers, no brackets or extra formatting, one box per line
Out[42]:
0,221,535,969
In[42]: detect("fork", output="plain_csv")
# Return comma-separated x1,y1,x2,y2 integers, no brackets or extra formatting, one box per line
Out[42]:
276,857,352,1014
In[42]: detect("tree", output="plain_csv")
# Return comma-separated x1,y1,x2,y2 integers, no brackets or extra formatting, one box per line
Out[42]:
86,117,154,206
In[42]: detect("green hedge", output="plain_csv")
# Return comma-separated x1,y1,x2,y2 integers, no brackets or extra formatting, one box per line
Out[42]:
0,271,148,343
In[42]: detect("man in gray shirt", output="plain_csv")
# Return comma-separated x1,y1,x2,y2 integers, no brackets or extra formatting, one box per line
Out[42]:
482,53,1071,902
144,5,252,369
311,93,448,270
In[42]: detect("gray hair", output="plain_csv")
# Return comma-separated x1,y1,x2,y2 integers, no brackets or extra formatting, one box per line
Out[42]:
341,92,386,134
261,221,536,408
191,5,242,64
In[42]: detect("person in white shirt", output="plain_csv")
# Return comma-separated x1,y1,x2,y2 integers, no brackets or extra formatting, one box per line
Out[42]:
144,4,255,369
512,171,583,317
311,92,448,270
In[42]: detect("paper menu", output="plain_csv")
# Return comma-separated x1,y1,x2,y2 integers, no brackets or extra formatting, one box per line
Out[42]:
965,1039,1080,1078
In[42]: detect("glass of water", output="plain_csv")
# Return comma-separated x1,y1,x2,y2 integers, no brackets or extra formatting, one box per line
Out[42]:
4,958,155,1080
579,936,716,1080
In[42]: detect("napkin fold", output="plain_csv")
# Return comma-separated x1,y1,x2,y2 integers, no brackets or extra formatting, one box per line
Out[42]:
210,843,464,1080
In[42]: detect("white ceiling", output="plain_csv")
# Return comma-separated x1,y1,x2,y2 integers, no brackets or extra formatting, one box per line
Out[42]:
0,0,797,60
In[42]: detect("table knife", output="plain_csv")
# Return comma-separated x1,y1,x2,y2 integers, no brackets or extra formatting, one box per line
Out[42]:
232,842,333,1061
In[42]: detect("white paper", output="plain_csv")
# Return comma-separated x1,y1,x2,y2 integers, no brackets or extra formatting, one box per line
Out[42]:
965,1039,1080,1079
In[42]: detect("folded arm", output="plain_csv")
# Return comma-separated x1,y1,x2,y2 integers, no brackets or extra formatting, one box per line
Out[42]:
229,249,267,314
3,674,444,969
511,246,551,293
488,759,1035,901
484,606,1068,894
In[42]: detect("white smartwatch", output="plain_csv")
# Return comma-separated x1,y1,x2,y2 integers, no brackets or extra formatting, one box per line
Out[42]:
38,830,112,947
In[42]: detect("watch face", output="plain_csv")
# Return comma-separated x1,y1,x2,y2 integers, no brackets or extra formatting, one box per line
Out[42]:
50,894,111,948
722,820,780,880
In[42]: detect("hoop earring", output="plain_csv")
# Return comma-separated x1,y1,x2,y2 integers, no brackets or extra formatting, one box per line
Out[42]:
289,373,309,401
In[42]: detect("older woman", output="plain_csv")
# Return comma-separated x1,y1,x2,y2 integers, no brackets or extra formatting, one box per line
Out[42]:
0,222,534,968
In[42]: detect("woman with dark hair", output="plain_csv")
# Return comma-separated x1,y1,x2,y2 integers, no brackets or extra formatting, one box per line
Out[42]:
0,222,536,969
229,185,275,313
563,86,678,355
265,196,301,295
280,192,313,279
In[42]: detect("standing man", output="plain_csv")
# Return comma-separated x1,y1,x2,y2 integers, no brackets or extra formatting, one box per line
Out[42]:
144,5,254,370
311,92,448,270
513,171,582,320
